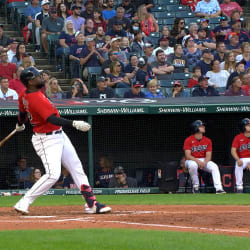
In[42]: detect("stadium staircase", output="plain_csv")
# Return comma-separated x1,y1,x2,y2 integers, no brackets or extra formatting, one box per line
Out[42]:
0,8,70,92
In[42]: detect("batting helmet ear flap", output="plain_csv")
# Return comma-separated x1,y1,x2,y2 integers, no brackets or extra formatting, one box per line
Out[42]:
239,118,250,132
190,120,205,134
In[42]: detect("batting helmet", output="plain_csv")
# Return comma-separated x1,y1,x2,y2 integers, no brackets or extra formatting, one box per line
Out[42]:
239,118,250,132
190,120,205,134
20,67,42,86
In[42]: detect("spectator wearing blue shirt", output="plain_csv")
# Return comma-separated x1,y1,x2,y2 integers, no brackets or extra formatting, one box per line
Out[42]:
145,79,165,98
66,4,85,32
213,41,226,63
230,20,249,45
102,0,116,21
192,75,220,96
69,31,86,78
214,16,232,42
196,49,213,75
226,33,241,56
124,82,145,98
194,28,216,51
25,0,42,37
195,0,221,18
171,80,190,98
105,20,127,37
80,37,105,78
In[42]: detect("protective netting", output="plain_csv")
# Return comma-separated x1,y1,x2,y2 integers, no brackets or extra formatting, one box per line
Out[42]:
0,113,248,189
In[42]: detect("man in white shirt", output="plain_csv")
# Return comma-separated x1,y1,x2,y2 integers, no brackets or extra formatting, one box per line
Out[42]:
0,77,18,100
152,36,174,61
7,39,19,63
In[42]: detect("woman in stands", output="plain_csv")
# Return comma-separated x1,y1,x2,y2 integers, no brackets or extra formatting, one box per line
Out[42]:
70,78,89,98
161,26,175,47
92,8,107,32
46,77,66,99
57,2,71,21
188,22,199,39
106,61,130,88
236,42,250,67
206,60,230,88
225,76,246,96
171,80,189,98
130,30,144,56
11,43,35,67
171,18,189,45
220,51,236,73
183,35,202,66
137,4,159,36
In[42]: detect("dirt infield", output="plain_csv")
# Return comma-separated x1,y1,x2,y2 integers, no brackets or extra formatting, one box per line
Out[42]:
0,205,249,237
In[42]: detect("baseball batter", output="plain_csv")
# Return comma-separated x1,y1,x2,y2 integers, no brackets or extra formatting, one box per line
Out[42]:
183,120,226,194
14,67,111,214
231,118,250,193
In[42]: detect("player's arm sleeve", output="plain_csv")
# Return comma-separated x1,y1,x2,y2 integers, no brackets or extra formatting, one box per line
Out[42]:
47,115,73,127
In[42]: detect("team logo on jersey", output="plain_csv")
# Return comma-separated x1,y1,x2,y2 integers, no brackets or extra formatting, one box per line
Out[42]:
191,145,208,153
238,143,250,152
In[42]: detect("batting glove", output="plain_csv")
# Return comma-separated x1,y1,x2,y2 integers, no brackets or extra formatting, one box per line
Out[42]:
16,123,25,132
73,121,91,132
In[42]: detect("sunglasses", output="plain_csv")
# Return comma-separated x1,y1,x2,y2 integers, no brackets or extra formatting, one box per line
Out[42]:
180,22,185,24
174,85,181,87
116,64,121,67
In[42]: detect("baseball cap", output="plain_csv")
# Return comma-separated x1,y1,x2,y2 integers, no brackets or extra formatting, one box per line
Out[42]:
71,4,81,10
114,166,125,174
198,27,206,32
220,16,228,21
86,37,95,42
8,38,19,44
228,32,238,40
110,37,121,44
23,67,42,77
198,75,209,82
49,6,57,13
97,76,105,82
200,18,209,23
159,36,169,42
144,42,153,48
173,81,182,86
75,31,84,37
132,81,144,88
84,0,94,6
202,48,212,55
41,0,50,6
236,60,246,67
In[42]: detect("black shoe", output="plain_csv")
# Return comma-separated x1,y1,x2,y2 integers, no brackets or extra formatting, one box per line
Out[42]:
193,187,200,194
216,190,226,194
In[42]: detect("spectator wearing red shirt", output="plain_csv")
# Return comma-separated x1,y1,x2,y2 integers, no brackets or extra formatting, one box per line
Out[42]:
220,0,243,18
188,66,201,88
0,51,17,80
9,66,26,95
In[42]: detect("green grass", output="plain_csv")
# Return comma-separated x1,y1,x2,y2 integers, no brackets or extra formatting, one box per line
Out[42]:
0,229,249,250
0,194,250,207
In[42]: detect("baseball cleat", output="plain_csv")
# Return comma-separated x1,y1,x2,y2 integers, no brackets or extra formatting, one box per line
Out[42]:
236,189,243,194
216,190,226,194
192,187,200,194
14,204,29,215
85,202,112,214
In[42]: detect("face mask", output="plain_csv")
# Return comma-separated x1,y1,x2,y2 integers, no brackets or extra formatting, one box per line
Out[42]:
132,26,139,31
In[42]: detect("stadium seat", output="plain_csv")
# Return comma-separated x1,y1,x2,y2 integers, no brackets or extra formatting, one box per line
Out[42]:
158,80,174,87
163,18,175,25
151,6,166,12
164,87,172,97
16,7,27,36
167,5,190,12
216,87,226,96
208,17,221,24
185,17,199,25
176,12,195,18
154,12,169,19
6,1,28,24
114,88,129,98
157,0,179,5
87,66,102,89
172,73,191,80
147,32,161,46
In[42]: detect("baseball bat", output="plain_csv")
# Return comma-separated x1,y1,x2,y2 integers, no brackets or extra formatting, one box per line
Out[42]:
0,129,17,147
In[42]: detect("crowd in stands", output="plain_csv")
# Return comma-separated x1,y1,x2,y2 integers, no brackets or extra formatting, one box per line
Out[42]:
0,0,249,100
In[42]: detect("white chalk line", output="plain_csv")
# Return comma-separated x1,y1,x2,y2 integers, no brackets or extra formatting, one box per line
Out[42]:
0,216,249,234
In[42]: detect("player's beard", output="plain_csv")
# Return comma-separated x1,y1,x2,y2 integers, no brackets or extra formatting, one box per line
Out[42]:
36,81,45,89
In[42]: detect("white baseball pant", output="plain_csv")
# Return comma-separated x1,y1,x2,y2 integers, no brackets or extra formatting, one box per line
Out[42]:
185,158,223,191
16,130,89,210
235,158,250,190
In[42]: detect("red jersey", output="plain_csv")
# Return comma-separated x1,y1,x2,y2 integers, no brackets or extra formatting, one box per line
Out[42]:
19,89,61,133
0,63,16,80
241,85,250,96
9,79,26,95
188,78,199,88
232,133,250,158
183,135,212,158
